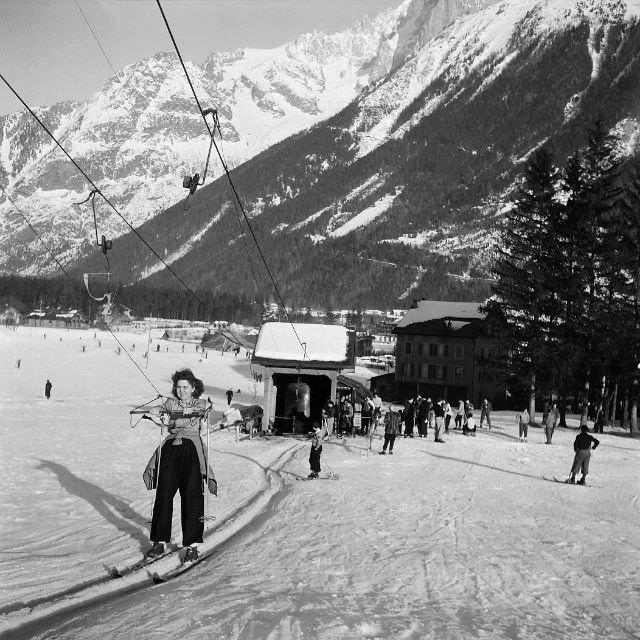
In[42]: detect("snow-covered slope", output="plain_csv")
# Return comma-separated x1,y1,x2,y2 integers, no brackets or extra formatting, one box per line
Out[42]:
1,326,638,639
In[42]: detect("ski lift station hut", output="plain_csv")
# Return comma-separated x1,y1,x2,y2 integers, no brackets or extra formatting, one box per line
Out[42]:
252,322,355,434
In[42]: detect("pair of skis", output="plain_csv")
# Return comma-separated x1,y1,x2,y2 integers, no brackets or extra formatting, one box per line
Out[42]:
109,544,203,584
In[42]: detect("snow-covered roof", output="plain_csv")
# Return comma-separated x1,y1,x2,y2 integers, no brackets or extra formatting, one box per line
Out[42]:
396,301,484,328
253,322,351,369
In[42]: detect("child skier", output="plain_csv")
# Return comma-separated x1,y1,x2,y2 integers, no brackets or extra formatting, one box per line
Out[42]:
566,424,600,485
308,422,324,479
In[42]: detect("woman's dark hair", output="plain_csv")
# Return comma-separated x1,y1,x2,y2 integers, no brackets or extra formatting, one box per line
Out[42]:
171,368,204,398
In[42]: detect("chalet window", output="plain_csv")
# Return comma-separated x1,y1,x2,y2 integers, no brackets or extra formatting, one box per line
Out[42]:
418,342,424,355
436,365,446,380
420,363,428,378
454,366,463,380
427,364,436,378
410,363,415,377
455,344,464,359
405,341,412,354
429,343,448,357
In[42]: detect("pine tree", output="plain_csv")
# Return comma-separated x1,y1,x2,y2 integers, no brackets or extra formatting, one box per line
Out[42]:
560,120,623,424
487,147,562,421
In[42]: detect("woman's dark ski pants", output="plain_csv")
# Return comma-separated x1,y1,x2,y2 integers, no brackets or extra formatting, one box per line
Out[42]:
150,439,204,546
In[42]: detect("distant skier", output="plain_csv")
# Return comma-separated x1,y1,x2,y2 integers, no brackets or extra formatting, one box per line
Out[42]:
44,379,52,399
308,423,324,478
480,398,493,429
322,397,336,438
15,358,21,369
226,389,233,405
455,400,465,429
544,402,560,444
379,408,401,455
566,424,600,485
517,407,530,442
433,399,446,442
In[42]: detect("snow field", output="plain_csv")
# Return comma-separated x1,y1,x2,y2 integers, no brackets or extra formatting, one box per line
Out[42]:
1,326,639,639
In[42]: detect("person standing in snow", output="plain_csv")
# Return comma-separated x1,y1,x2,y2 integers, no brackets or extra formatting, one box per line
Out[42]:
403,398,415,437
322,397,336,439
479,398,493,429
544,402,559,444
379,408,401,455
444,400,452,434
416,396,428,437
517,408,530,442
360,396,373,436
455,400,465,429
566,424,600,485
433,399,446,442
143,368,216,562
225,389,233,406
371,391,382,424
44,379,52,399
308,423,324,478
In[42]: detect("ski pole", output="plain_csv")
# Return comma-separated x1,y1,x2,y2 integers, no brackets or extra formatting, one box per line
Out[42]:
201,402,216,523
151,422,164,522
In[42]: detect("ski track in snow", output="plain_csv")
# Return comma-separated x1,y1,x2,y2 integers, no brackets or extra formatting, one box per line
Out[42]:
1,326,640,639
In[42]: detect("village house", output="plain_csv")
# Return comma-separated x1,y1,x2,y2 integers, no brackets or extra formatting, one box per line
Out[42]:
393,300,505,407
24,308,88,329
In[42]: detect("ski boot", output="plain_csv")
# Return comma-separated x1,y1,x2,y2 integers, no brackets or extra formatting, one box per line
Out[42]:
144,541,165,560
183,546,199,562
577,477,586,485
565,476,575,484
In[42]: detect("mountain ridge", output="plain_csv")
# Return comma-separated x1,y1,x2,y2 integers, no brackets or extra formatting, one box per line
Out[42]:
2,0,639,310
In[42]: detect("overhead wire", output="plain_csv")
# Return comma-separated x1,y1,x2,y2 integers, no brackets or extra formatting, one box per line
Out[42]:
1,185,162,396
73,0,118,79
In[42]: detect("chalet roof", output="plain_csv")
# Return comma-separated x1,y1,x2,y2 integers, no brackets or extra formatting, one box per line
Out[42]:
252,322,350,369
397,317,485,338
396,301,484,328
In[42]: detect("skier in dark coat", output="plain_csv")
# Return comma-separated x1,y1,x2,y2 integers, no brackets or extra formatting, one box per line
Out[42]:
403,398,415,437
566,424,600,485
44,379,52,399
379,408,401,454
417,397,429,437
479,398,493,429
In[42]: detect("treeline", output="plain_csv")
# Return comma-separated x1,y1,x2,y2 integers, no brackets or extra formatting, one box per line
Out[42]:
0,274,262,324
485,121,640,433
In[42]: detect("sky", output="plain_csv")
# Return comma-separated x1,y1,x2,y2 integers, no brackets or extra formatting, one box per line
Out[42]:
0,0,403,116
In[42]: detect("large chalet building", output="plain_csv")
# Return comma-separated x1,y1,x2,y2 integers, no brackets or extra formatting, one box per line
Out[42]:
393,300,505,407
